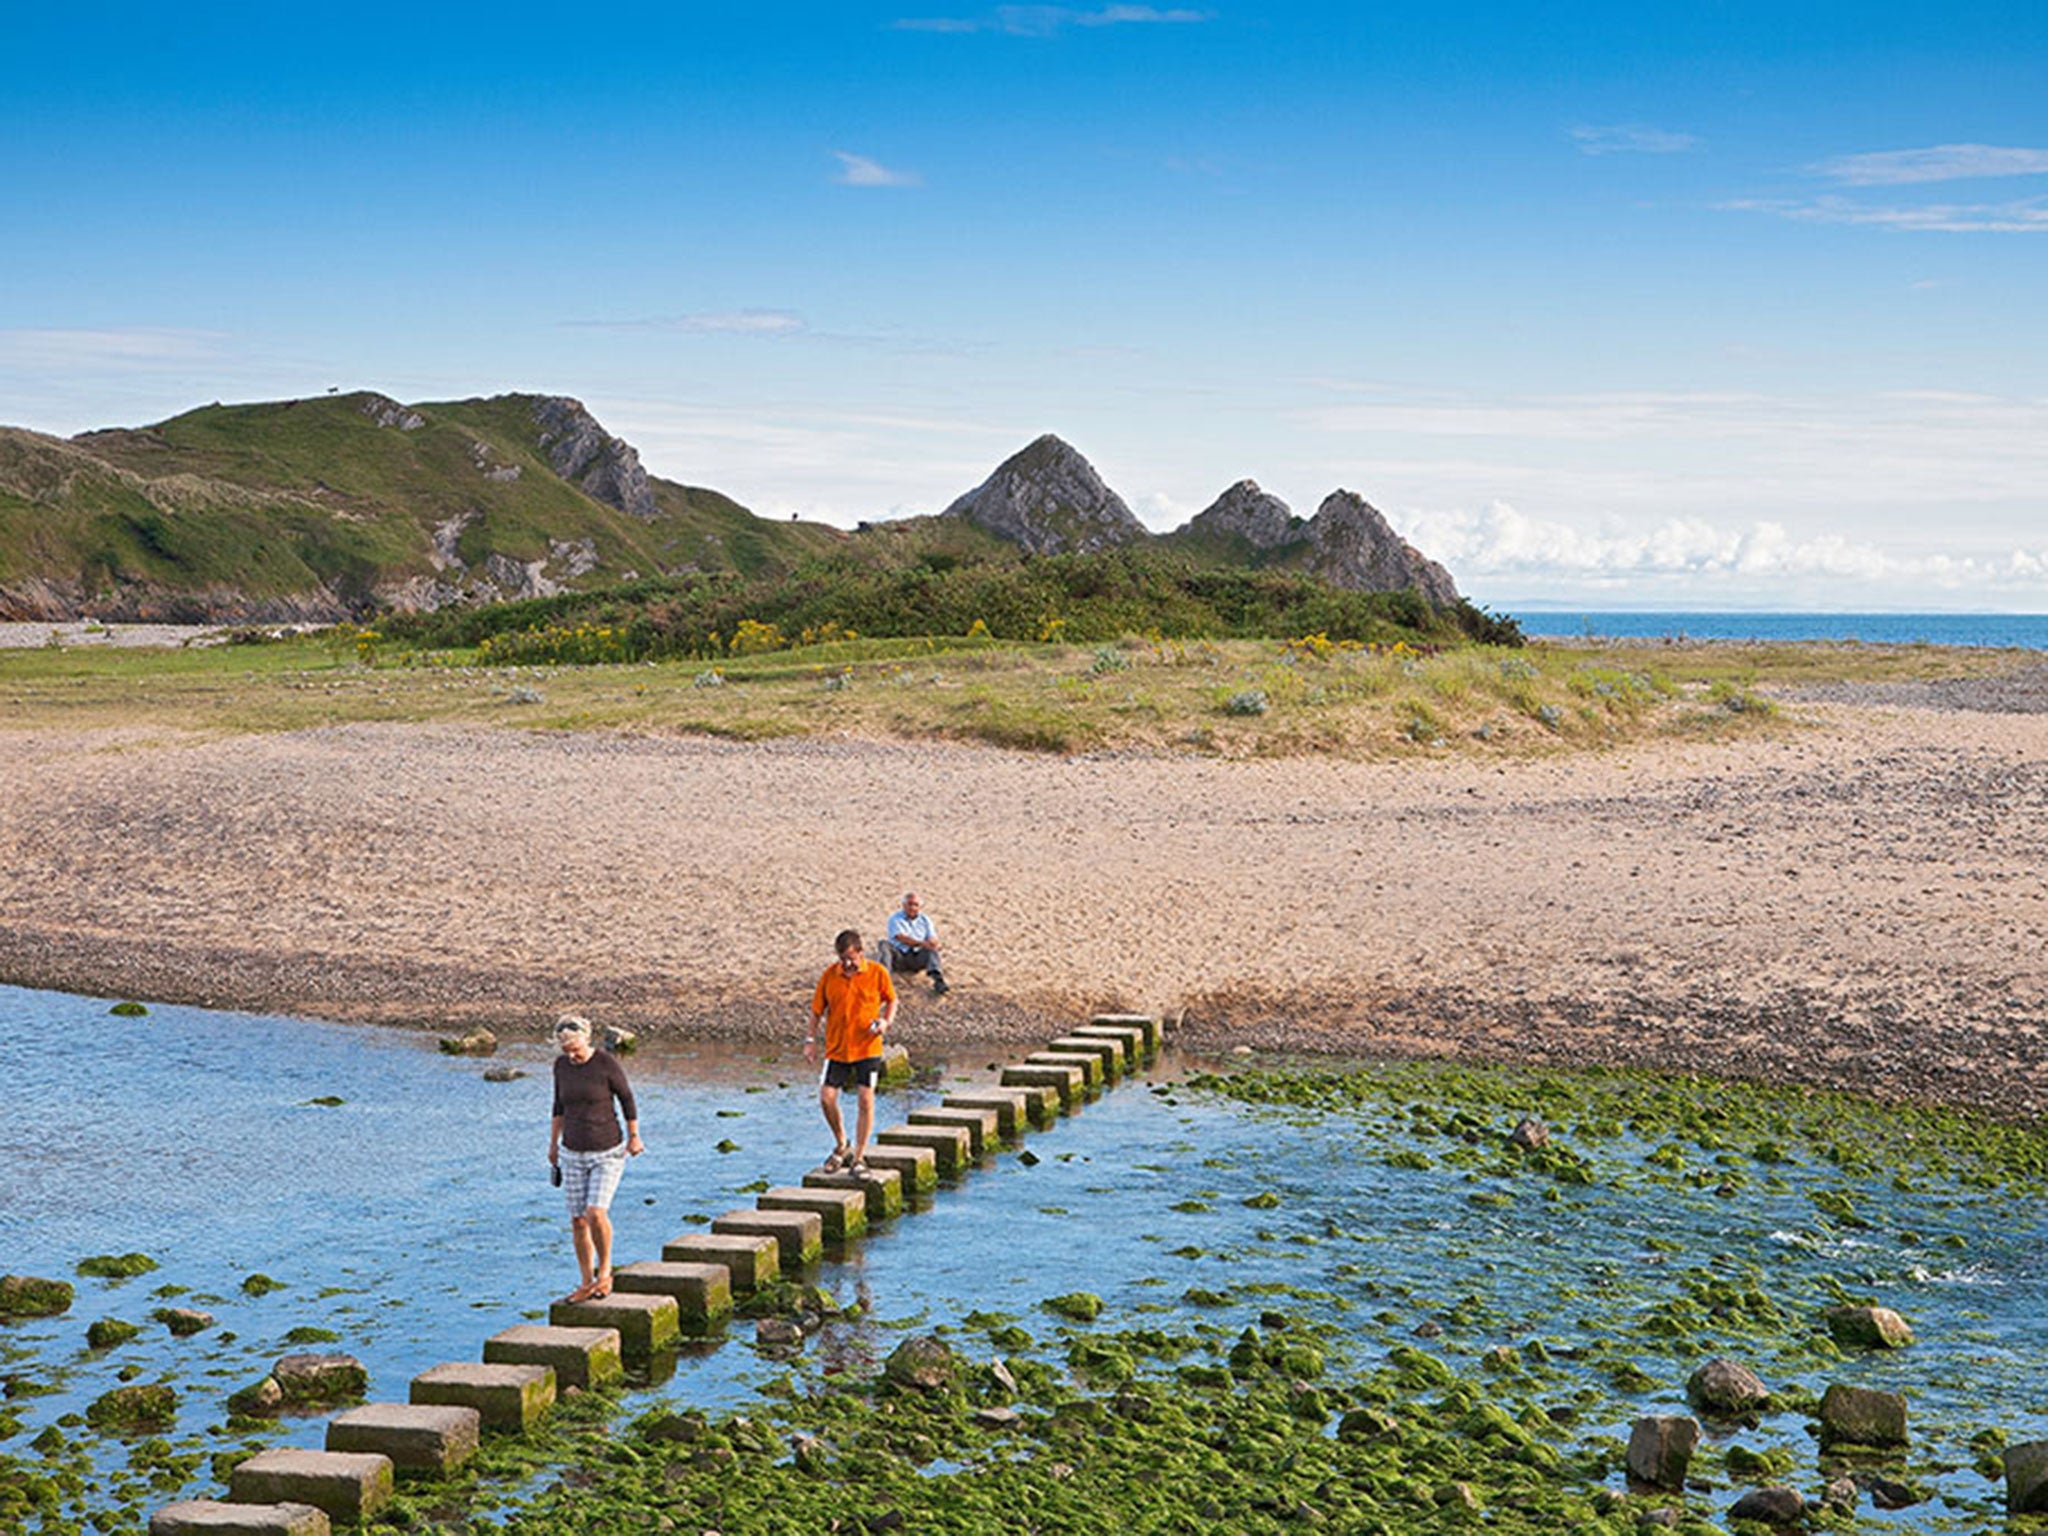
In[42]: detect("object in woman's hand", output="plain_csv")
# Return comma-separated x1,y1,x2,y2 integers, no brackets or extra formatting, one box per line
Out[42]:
551,1163,563,1187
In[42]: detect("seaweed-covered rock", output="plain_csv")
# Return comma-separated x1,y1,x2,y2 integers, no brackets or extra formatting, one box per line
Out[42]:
228,1376,286,1417
86,1318,141,1348
0,1275,74,1318
1727,1486,1805,1526
1687,1357,1770,1415
1508,1117,1549,1150
153,1307,214,1337
1819,1383,1908,1448
1824,1304,1913,1349
2005,1440,2048,1515
884,1336,958,1392
1625,1415,1700,1490
85,1383,176,1432
484,1064,527,1083
1041,1292,1103,1323
76,1253,157,1279
439,1029,498,1056
756,1318,803,1347
273,1352,368,1407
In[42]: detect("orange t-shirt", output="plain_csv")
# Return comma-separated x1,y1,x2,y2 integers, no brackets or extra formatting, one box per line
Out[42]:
811,959,896,1062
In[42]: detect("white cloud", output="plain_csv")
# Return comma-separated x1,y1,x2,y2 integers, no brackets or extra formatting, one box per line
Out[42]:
0,328,228,371
1723,194,2048,233
1399,499,2047,598
1811,143,2048,186
1568,124,1700,156
564,310,806,336
831,150,921,188
895,6,1207,36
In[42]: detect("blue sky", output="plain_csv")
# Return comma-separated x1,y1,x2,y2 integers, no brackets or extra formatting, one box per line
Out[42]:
3,2,2044,609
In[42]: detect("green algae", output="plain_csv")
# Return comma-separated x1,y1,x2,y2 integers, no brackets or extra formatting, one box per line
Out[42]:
75,1254,158,1281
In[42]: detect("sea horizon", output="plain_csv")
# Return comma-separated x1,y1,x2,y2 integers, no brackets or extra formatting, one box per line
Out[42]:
1505,609,2048,650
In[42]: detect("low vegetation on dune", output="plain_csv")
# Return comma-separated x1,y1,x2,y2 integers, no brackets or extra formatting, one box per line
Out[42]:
7,608,2030,759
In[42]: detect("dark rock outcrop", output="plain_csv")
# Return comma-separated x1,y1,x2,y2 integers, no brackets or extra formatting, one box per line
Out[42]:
940,434,1146,555
1306,491,1461,604
1184,479,1302,552
531,396,658,521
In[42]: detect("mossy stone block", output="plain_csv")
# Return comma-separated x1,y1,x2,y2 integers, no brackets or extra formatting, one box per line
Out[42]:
661,1233,779,1293
804,1166,904,1220
910,1105,1001,1155
229,1449,392,1524
1089,1012,1161,1050
711,1209,823,1267
1047,1036,1123,1079
149,1498,331,1535
482,1325,622,1391
861,1144,938,1193
876,1123,972,1177
1025,1050,1104,1089
613,1261,734,1324
326,1403,479,1475
549,1292,678,1356
1071,1023,1148,1067
1002,1062,1085,1109
940,1089,1034,1137
409,1362,554,1433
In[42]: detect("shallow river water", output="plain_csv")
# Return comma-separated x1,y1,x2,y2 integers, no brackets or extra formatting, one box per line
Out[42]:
3,983,2046,1530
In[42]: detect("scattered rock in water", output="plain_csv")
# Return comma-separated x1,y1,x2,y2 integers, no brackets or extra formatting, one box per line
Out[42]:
1819,1382,1908,1449
86,1318,140,1348
1042,1292,1104,1322
1822,1476,1860,1513
439,1029,499,1056
1686,1357,1770,1416
1726,1486,1805,1527
1824,1303,1913,1349
1412,1317,1443,1339
791,1432,829,1472
2008,1439,2048,1515
152,1306,214,1336
878,1044,912,1088
756,1317,803,1348
273,1351,369,1407
1866,1474,1928,1510
109,1001,149,1017
1626,1415,1701,1491
483,1064,526,1082
987,1359,1018,1397
603,1027,637,1056
973,1405,1021,1430
76,1252,158,1279
241,1272,286,1296
884,1336,958,1392
0,1274,75,1318
227,1376,285,1417
1508,1116,1549,1150
643,1410,707,1444
85,1383,177,1432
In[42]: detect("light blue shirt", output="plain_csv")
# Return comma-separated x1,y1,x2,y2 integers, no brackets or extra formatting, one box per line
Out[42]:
887,910,935,950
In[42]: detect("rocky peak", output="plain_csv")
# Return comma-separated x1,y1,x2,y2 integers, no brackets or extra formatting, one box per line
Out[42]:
359,394,424,432
1306,491,1461,605
940,434,1147,555
529,396,657,521
1185,479,1302,551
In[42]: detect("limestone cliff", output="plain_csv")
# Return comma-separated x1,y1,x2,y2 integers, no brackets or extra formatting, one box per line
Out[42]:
531,396,658,521
939,434,1147,556
1304,491,1461,605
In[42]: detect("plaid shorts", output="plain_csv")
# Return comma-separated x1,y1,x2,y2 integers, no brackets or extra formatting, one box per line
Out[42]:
559,1143,627,1217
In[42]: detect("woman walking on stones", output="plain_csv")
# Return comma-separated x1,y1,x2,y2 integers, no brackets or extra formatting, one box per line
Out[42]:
548,1015,642,1302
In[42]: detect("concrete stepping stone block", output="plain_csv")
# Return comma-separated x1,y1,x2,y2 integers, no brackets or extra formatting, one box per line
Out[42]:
662,1232,779,1293
613,1261,733,1324
409,1362,554,1433
1071,1023,1148,1067
1001,1062,1085,1109
1025,1050,1105,1089
1089,1012,1161,1050
860,1143,938,1193
482,1324,622,1391
549,1292,679,1356
326,1403,479,1476
876,1122,972,1177
909,1105,1001,1155
228,1449,392,1524
1046,1036,1123,1079
803,1166,904,1220
150,1501,330,1536
941,1088,1038,1137
759,1185,868,1241
713,1208,823,1267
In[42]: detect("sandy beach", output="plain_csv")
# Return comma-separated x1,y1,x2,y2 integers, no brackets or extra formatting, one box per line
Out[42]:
1,676,2042,1115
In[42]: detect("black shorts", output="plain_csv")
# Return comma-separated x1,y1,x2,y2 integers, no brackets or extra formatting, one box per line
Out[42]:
822,1055,883,1089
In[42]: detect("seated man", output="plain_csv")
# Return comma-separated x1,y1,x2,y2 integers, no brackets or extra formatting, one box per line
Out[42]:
884,890,949,995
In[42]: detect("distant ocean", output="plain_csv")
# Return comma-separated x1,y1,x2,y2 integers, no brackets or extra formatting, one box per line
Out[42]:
1507,611,2048,650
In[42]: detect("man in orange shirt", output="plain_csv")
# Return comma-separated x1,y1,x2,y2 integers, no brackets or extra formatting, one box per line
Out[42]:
805,928,898,1174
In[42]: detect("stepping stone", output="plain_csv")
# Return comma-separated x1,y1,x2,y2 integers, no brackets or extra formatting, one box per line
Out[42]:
228,1449,392,1525
150,1501,330,1536
910,1105,1001,1155
1047,1035,1123,1078
326,1403,479,1476
662,1232,778,1293
712,1208,823,1267
804,1166,904,1220
409,1362,554,1433
613,1261,733,1324
861,1143,938,1193
942,1088,1038,1137
1025,1050,1104,1089
876,1123,972,1177
482,1324,622,1391
1090,1012,1161,1050
549,1292,679,1356
1071,1023,1148,1067
759,1185,868,1241
1001,1062,1085,1109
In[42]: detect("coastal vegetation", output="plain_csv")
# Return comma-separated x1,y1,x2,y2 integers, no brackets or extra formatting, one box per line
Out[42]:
3,608,2029,759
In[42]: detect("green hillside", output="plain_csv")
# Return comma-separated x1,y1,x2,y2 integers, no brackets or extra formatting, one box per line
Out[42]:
0,391,838,620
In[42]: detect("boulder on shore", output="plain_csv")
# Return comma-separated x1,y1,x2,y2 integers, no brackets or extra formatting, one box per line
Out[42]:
1727,1486,1805,1527
1824,1304,1913,1349
1687,1357,1770,1415
0,1274,74,1319
2006,1439,2048,1515
1819,1382,1908,1448
1625,1415,1700,1490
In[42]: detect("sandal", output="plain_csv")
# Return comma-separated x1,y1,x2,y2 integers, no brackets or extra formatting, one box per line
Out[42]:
564,1279,599,1304
821,1144,851,1174
848,1159,870,1177
590,1271,613,1300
